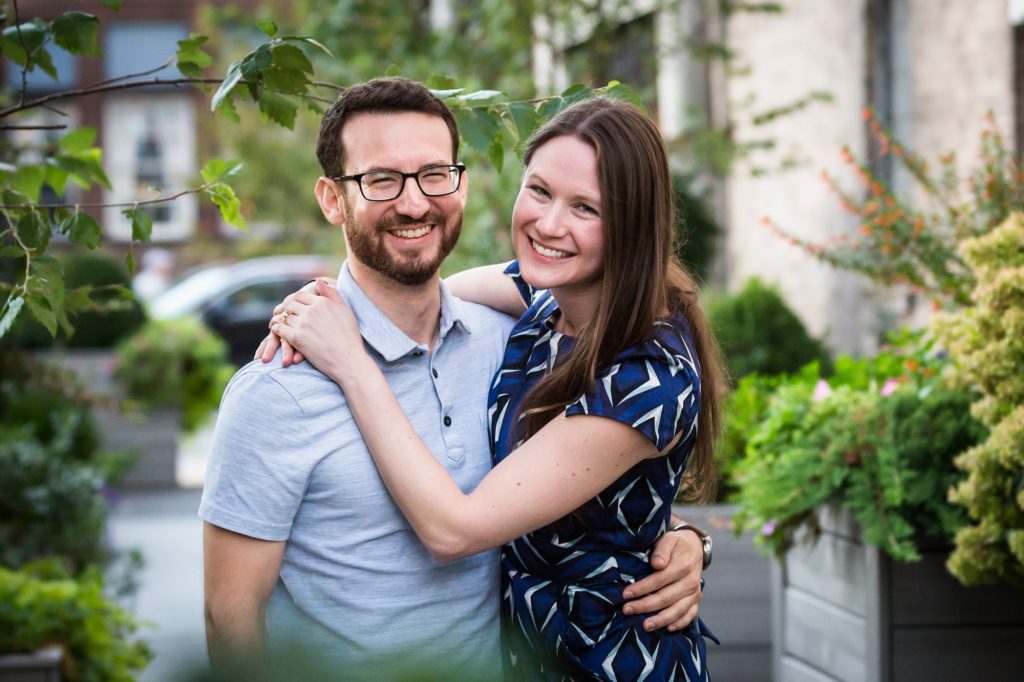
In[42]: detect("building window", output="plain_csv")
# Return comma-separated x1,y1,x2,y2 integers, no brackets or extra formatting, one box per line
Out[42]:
104,23,189,81
102,95,196,242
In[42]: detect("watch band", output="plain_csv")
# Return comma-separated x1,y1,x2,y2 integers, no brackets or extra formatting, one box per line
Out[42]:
672,523,712,570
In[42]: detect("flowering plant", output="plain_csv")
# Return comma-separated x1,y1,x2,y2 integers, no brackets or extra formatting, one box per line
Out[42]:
763,109,1024,305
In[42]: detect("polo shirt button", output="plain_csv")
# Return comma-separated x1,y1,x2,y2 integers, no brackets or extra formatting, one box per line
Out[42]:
432,368,439,378
443,415,452,427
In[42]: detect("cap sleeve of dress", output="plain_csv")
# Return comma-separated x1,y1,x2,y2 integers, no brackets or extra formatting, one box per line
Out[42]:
503,260,540,307
564,324,701,453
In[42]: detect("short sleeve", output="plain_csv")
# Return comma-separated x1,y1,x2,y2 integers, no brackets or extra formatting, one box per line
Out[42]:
565,353,700,453
503,260,540,307
198,369,323,541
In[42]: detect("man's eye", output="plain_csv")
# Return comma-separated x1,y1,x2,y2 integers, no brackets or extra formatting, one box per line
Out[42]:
420,171,449,183
367,175,398,187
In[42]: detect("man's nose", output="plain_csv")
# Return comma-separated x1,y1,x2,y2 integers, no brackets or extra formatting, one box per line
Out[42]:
392,176,431,218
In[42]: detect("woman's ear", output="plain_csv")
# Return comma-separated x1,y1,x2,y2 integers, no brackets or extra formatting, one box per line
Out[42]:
315,177,347,225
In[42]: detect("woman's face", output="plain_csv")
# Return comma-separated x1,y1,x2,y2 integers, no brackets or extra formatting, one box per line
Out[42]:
511,135,605,303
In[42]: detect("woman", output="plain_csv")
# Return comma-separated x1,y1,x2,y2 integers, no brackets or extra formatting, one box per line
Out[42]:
263,97,724,680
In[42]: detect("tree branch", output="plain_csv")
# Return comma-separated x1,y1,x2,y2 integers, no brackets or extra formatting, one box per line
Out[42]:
83,55,177,91
0,124,68,130
0,77,226,118
12,0,30,107
0,182,217,210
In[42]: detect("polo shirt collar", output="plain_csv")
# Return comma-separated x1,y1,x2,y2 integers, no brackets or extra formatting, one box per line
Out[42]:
336,261,472,363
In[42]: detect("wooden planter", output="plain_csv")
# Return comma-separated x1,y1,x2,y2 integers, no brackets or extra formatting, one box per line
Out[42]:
772,507,1024,682
35,350,181,488
0,647,61,682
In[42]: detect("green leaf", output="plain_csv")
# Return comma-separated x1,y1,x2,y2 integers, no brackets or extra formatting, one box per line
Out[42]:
0,246,24,257
176,34,212,79
426,74,457,90
24,294,57,336
216,96,240,123
488,139,504,173
458,89,505,103
52,12,101,57
429,88,465,99
12,166,46,203
271,42,314,75
279,35,332,56
0,295,25,338
124,250,135,275
99,0,122,9
604,81,648,113
53,148,112,190
384,63,402,77
59,126,96,152
537,96,565,122
205,182,247,229
122,208,153,242
14,211,50,251
258,91,297,129
201,159,243,184
59,212,102,249
454,108,499,159
509,102,538,142
211,60,243,113
1,20,49,68
44,162,69,196
256,20,278,38
560,83,591,104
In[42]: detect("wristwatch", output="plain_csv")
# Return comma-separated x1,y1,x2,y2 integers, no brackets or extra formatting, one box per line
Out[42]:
672,523,712,570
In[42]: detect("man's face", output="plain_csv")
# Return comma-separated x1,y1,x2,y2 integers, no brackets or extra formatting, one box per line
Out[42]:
335,112,466,286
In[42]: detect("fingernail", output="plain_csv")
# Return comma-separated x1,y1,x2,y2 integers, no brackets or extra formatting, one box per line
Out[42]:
668,625,676,632
644,621,655,631
623,606,633,615
622,589,633,599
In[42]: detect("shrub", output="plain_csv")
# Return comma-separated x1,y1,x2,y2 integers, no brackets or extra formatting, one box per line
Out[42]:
933,213,1024,587
731,334,985,562
0,561,151,682
14,252,146,349
706,277,831,381
115,316,235,432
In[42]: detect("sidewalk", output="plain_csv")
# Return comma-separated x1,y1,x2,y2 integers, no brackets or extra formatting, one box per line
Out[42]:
108,488,207,681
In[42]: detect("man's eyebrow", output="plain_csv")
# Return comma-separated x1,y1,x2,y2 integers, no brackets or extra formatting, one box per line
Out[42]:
357,160,454,173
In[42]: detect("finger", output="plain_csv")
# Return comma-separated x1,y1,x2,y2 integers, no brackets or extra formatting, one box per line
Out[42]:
624,578,698,617
281,337,294,366
315,277,344,302
649,531,680,571
254,336,268,361
643,594,701,632
667,604,700,632
292,349,305,364
623,564,676,600
258,333,280,363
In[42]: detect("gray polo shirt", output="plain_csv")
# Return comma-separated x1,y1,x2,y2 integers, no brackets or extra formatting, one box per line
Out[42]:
199,261,514,674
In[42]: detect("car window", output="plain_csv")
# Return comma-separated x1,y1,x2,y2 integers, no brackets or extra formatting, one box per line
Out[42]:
220,279,310,322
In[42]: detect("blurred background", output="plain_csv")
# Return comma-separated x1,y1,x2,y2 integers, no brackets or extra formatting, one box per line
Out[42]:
2,1,1023,680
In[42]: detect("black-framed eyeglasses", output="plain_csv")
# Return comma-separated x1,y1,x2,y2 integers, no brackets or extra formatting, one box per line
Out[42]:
332,163,466,201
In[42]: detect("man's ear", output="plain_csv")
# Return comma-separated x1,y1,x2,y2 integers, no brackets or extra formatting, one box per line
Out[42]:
315,177,347,226
455,167,469,208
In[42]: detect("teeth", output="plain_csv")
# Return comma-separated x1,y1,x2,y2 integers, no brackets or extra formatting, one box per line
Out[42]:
392,225,433,239
532,239,569,259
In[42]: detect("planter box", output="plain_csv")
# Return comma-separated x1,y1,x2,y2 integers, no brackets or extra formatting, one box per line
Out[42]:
34,350,181,488
772,506,1024,682
0,647,61,682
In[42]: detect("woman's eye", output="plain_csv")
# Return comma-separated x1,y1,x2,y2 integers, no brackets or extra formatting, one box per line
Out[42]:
576,204,598,216
530,185,550,198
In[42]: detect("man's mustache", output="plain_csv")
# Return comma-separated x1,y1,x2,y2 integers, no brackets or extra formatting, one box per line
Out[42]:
376,211,449,231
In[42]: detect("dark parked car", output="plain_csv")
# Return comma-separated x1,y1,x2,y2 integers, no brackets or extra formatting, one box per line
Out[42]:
149,255,334,366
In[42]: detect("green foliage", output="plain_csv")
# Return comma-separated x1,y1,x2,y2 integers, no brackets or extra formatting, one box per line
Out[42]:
115,317,235,433
1,8,327,341
13,252,145,350
933,213,1024,587
766,110,1024,305
674,174,721,284
707,277,831,381
0,561,151,681
731,333,985,562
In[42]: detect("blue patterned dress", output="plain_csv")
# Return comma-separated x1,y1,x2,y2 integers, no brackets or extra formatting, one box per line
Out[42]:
488,262,716,682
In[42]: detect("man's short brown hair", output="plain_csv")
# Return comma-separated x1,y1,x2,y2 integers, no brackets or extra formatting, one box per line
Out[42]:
316,77,460,178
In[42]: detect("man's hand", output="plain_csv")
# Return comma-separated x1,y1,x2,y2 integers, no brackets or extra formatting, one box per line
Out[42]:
622,527,704,632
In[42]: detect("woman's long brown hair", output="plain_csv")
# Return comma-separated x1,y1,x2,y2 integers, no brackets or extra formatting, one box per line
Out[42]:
515,97,725,503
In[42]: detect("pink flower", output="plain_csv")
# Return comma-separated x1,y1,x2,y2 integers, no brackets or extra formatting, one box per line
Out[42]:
812,379,832,402
761,520,777,536
880,378,899,397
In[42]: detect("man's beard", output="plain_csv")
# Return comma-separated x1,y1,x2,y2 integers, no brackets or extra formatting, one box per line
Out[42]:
345,210,461,286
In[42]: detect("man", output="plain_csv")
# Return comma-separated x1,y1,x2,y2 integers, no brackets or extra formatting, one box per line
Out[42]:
200,77,705,678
